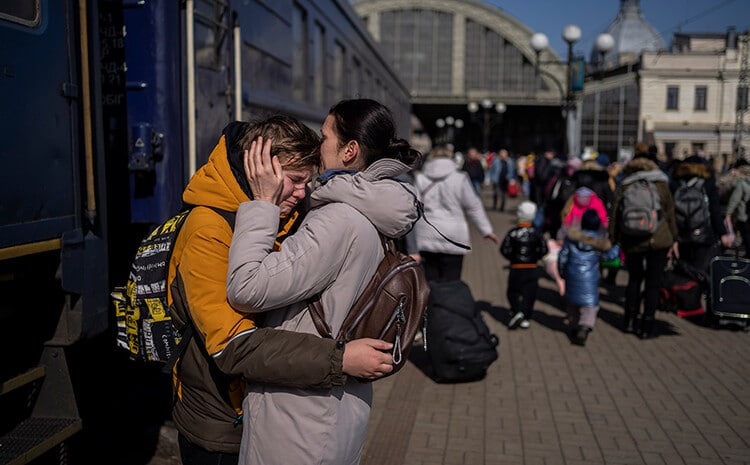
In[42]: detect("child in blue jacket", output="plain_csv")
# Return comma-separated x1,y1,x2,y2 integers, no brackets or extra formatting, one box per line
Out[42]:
558,209,619,346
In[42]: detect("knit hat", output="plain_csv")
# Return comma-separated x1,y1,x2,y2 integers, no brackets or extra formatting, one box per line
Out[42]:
581,209,601,231
595,153,610,168
517,201,537,223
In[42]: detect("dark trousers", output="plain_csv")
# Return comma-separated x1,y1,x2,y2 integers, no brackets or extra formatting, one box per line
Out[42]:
507,268,540,319
493,182,507,211
735,221,750,257
421,251,464,282
179,433,239,465
624,249,669,319
679,242,718,273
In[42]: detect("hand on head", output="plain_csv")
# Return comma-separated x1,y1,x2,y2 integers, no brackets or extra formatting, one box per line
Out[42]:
244,136,284,204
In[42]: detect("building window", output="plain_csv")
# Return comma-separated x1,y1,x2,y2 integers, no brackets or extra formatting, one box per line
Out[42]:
664,142,676,159
694,86,707,111
292,3,308,101
738,86,749,111
666,86,679,110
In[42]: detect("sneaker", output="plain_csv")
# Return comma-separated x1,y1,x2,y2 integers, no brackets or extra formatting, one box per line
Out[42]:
519,319,530,329
508,312,524,329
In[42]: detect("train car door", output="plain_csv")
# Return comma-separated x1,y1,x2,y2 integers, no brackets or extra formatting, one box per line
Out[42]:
0,1,80,248
189,0,236,174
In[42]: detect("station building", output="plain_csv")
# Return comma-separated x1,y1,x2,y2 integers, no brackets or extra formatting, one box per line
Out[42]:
353,0,749,165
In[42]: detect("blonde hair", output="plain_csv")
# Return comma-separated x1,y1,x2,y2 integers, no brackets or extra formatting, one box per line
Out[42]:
428,145,453,160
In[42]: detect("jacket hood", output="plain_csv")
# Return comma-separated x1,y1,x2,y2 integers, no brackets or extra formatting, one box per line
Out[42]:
737,165,750,178
567,227,612,251
673,161,712,179
310,158,419,238
182,123,251,211
421,157,459,180
623,156,660,176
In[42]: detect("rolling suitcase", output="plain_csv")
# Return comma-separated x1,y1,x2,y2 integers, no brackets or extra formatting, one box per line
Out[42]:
708,252,750,329
425,280,499,383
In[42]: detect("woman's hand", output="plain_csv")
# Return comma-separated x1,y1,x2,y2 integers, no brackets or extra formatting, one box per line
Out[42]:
244,136,284,205
342,339,394,380
484,232,500,245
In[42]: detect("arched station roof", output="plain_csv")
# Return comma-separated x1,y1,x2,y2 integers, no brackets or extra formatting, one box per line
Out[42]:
352,0,567,106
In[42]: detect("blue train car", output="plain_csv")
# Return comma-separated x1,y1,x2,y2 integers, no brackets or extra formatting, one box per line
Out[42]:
0,1,410,463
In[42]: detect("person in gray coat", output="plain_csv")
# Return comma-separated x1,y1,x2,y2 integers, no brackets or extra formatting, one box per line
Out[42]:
413,145,499,282
725,174,750,255
226,99,422,465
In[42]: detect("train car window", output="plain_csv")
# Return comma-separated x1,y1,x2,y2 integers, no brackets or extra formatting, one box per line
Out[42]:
292,3,308,101
194,0,228,70
0,0,40,27
333,41,345,102
312,21,325,106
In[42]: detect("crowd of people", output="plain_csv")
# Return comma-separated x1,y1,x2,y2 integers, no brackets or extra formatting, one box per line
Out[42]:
471,142,748,345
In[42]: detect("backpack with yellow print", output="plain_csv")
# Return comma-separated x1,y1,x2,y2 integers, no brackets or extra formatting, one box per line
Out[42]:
112,206,235,369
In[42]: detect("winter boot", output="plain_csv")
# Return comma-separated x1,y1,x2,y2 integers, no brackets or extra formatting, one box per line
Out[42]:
623,309,638,334
639,316,656,339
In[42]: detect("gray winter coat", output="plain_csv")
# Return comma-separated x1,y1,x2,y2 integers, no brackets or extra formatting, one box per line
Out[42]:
726,178,750,223
413,157,494,255
226,158,419,465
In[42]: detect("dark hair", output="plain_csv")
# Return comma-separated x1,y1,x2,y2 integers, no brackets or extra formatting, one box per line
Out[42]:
581,209,601,231
238,114,320,169
328,99,421,168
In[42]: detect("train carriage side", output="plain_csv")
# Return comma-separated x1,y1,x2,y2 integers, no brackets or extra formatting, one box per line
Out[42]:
0,1,118,464
0,0,412,463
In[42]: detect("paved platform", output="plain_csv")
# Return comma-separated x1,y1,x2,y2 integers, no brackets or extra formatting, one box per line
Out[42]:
360,193,750,465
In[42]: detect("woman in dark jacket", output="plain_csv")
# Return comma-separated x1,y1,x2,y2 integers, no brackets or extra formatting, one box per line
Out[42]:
670,155,732,272
609,155,679,339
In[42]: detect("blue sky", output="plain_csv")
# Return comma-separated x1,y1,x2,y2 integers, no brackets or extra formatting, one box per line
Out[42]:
484,0,750,58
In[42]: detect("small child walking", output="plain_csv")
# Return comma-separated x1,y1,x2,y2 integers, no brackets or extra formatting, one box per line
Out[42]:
558,209,619,345
500,201,548,329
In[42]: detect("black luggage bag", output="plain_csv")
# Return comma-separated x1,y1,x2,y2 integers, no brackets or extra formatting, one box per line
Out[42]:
659,259,708,318
425,280,499,383
708,252,750,329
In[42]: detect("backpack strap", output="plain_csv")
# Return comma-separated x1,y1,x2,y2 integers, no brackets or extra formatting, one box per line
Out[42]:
161,206,236,375
307,234,390,340
408,177,471,250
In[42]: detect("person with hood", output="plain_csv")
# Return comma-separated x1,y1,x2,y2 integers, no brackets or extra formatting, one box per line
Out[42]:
413,145,499,283
558,209,620,346
609,153,679,339
572,157,615,214
559,186,609,239
725,159,750,255
670,153,732,272
170,115,394,465
225,99,422,465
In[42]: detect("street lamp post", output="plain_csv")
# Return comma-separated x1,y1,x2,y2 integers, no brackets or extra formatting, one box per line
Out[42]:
467,100,506,152
530,27,614,158
435,116,463,146
562,25,581,158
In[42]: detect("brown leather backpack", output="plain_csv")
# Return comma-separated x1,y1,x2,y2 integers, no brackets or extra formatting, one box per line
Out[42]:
308,235,429,381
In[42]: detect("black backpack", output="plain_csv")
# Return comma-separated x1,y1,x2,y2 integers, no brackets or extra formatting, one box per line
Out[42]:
673,177,712,244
